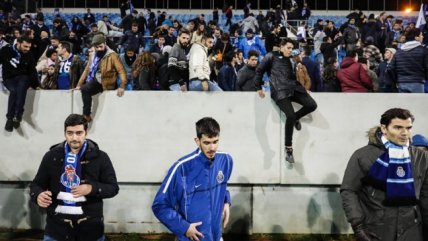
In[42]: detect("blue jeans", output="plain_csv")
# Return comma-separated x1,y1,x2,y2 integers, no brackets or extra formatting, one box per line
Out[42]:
169,83,182,91
43,235,105,241
189,80,222,91
3,75,30,120
398,83,425,93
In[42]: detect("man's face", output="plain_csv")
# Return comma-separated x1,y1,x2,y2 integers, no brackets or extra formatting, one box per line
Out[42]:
126,50,135,57
280,42,294,57
214,30,221,38
204,38,214,49
94,43,106,52
17,41,31,53
187,22,195,31
178,33,190,47
349,19,355,25
92,26,98,32
158,37,165,45
69,32,76,39
51,39,59,47
57,44,67,56
393,23,401,31
168,27,175,35
381,118,413,146
384,50,392,60
65,125,87,153
246,33,254,39
195,134,219,160
131,25,138,32
248,55,258,67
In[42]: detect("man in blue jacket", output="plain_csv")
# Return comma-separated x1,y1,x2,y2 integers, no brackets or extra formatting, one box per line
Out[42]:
152,117,233,241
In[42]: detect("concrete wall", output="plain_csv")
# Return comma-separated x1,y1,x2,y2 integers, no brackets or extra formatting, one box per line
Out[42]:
0,90,427,234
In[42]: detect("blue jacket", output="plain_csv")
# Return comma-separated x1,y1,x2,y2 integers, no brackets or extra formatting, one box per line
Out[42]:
218,63,237,91
152,148,233,241
238,37,267,59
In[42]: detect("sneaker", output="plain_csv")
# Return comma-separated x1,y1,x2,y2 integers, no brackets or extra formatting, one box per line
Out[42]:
83,115,93,123
13,118,21,129
4,119,13,132
285,147,295,163
294,120,301,131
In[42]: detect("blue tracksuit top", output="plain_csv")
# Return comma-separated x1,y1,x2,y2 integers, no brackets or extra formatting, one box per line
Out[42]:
152,148,233,241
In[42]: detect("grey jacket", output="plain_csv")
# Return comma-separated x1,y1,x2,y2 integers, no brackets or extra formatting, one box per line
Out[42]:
340,127,428,241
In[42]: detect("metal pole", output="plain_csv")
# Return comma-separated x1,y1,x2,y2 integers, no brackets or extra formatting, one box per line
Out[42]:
85,0,87,9
25,0,28,12
235,0,237,11
367,0,369,11
326,0,328,11
383,0,385,11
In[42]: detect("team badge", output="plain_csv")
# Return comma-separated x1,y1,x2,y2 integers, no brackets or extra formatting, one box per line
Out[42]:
60,164,80,188
396,166,406,178
217,170,224,183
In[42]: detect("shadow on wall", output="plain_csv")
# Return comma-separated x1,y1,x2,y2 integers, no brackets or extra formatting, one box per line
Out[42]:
254,96,280,170
225,177,251,241
21,89,43,138
306,173,349,236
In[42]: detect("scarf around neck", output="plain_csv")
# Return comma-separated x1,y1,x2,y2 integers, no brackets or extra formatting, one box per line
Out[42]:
55,140,88,215
363,134,417,206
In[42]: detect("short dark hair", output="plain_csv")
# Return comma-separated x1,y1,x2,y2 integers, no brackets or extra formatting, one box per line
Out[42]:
17,36,32,44
64,114,88,132
178,28,190,36
280,38,295,46
405,28,422,42
347,49,358,58
248,49,260,59
59,41,72,53
196,117,220,138
202,33,214,41
46,48,57,58
380,108,415,127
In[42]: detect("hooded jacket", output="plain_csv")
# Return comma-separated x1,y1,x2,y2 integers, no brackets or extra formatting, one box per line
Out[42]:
337,57,372,92
341,127,428,241
389,41,428,84
236,64,256,91
29,139,119,241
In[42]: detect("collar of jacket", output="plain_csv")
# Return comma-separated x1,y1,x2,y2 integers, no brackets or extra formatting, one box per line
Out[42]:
50,139,100,159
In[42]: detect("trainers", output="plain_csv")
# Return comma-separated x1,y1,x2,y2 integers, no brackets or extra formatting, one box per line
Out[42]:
294,120,301,131
285,147,295,163
4,119,13,132
13,118,21,129
83,115,93,123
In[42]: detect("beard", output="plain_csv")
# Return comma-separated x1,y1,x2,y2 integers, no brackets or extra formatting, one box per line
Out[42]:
96,49,107,58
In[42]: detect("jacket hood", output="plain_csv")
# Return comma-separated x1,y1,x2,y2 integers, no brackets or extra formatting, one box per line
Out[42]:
401,41,421,51
340,57,357,69
367,126,383,147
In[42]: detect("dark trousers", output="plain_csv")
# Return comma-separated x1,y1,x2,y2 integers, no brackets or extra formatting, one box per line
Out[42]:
225,17,232,27
276,91,317,147
81,80,103,116
3,75,30,120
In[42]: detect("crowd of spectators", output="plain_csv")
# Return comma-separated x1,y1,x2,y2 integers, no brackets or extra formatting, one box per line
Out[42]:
0,1,427,94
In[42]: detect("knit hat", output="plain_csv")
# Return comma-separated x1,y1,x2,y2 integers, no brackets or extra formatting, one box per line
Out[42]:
92,34,106,46
412,134,428,147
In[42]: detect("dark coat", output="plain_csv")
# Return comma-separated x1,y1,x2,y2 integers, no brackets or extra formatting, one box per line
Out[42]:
301,56,321,92
236,64,256,91
341,128,428,241
388,42,428,84
0,44,38,87
337,57,372,92
255,51,306,102
217,63,237,91
29,140,119,241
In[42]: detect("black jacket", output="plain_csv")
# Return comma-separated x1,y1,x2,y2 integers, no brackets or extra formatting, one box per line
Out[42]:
255,51,306,102
30,140,119,240
236,64,256,91
389,41,428,84
341,128,428,241
0,44,38,87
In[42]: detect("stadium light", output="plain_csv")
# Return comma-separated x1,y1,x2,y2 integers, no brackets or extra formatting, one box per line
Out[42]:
404,7,413,13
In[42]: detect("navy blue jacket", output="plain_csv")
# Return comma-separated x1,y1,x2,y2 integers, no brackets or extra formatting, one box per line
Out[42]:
218,63,237,91
152,148,233,241
302,56,321,92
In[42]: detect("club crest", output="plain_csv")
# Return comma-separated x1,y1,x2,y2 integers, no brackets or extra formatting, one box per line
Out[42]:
60,164,80,188
217,170,224,183
396,166,406,178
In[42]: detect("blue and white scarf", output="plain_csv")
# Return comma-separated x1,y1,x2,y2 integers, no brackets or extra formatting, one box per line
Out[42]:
55,141,88,215
363,134,417,206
